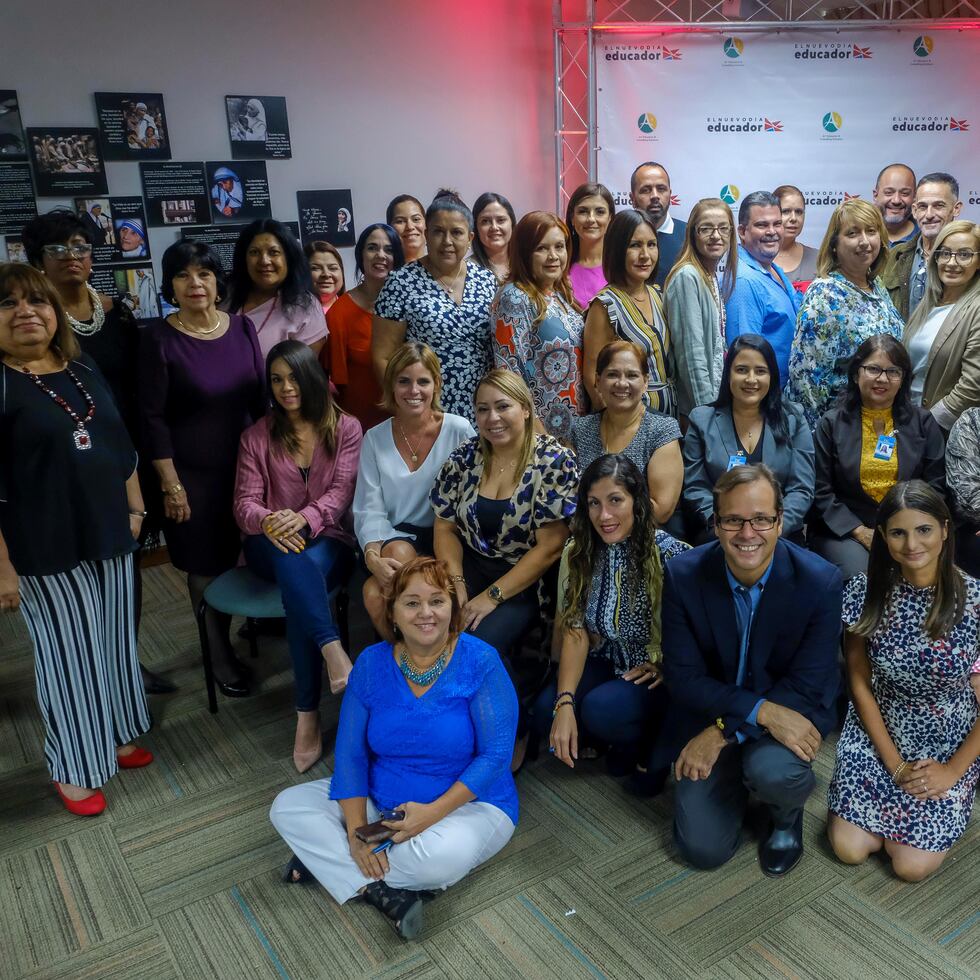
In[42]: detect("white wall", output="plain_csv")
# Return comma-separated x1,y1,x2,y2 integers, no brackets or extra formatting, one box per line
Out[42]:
3,0,556,279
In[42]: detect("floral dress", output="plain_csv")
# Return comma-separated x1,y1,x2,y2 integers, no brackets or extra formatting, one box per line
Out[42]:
785,272,904,430
828,573,980,852
491,283,586,442
375,260,498,421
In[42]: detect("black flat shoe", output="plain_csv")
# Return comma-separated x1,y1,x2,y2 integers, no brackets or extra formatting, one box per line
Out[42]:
759,810,804,878
140,663,177,695
363,881,424,940
215,673,250,698
282,854,312,884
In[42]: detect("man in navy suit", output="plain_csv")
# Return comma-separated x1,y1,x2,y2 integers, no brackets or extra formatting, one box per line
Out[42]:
661,464,842,876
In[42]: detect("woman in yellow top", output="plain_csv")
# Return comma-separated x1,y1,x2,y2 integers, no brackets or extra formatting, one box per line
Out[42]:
810,335,946,580
583,209,676,417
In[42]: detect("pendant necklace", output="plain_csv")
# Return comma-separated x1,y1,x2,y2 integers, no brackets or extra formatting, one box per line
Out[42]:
432,260,465,300
397,421,424,464
398,643,450,686
19,363,96,450
65,283,106,336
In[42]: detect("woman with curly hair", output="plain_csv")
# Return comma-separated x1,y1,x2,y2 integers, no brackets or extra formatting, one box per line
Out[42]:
533,454,687,793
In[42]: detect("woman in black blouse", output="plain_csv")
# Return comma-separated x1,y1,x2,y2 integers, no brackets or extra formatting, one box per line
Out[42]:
0,263,153,815
21,209,173,694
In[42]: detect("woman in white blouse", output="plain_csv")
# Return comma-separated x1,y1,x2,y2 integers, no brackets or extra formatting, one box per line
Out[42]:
355,342,474,636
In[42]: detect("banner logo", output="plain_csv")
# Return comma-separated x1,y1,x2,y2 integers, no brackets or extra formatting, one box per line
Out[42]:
822,111,843,133
969,189,980,206
913,35,934,57
723,37,745,59
720,185,740,205
637,113,658,134
801,189,859,206
603,43,683,62
793,41,873,60
764,119,783,133
705,114,781,134
891,114,969,133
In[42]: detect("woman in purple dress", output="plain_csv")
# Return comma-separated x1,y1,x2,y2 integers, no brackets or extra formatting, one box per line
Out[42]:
139,242,265,696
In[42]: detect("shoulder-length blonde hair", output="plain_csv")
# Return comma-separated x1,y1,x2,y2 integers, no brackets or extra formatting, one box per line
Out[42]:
509,211,579,322
905,220,980,342
0,262,80,362
663,197,737,300
473,368,536,480
381,341,445,414
815,199,891,280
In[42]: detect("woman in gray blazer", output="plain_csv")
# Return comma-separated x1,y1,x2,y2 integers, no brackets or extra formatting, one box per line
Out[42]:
682,334,815,542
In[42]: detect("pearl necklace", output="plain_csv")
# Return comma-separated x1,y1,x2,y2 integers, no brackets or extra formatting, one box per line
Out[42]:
65,284,106,336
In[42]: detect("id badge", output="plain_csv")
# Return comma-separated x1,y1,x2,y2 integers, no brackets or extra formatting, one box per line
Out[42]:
873,435,896,461
727,452,747,471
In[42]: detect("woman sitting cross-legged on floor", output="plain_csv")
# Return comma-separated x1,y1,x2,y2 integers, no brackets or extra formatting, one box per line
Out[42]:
234,340,362,772
534,454,688,794
270,557,518,940
827,480,980,882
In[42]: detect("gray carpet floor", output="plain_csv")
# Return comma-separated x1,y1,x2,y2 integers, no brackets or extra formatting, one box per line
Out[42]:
0,562,977,980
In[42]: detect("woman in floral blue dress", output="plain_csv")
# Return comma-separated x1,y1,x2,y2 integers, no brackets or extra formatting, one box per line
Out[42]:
785,199,904,430
828,480,980,881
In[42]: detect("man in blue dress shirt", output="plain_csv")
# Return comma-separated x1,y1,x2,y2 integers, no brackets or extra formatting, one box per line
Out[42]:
661,465,842,877
629,161,687,291
725,191,800,383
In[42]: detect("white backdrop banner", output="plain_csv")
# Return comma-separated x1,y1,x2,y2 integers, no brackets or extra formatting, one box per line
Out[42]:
596,29,980,240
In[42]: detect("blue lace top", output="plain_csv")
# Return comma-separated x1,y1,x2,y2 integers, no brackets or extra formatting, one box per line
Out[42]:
329,633,520,824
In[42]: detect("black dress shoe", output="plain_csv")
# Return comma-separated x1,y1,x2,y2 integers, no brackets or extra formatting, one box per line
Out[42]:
215,672,251,698
759,810,804,878
140,663,177,695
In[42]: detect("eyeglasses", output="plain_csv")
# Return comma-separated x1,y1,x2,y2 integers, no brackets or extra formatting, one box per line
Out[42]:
715,515,780,532
696,225,731,239
935,248,979,265
911,201,949,216
42,243,93,260
860,364,903,381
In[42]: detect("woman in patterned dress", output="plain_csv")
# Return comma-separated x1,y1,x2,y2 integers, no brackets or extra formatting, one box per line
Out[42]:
785,199,904,430
490,211,586,443
583,209,676,417
828,480,980,881
372,190,497,422
536,454,688,795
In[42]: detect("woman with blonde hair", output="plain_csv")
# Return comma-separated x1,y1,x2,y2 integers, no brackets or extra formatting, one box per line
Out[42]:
490,211,585,441
664,197,737,416
432,369,578,763
786,198,904,429
904,220,980,430
355,341,474,636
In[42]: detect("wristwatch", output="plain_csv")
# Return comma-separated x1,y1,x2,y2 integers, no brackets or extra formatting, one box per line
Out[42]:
487,585,506,606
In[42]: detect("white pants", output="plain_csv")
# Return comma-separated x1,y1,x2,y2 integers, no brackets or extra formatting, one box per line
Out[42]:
269,778,515,905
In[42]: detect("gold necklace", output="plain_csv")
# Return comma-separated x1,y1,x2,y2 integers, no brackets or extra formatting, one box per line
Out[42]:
175,311,222,335
397,419,429,464
431,259,465,299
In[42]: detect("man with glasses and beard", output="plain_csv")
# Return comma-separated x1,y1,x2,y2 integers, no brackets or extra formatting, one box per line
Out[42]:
660,465,842,877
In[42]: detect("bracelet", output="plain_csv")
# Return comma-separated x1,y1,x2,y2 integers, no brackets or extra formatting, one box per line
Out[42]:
552,698,575,718
555,690,575,703
364,548,381,560
449,574,466,584
892,760,909,782
164,483,184,497
129,509,148,518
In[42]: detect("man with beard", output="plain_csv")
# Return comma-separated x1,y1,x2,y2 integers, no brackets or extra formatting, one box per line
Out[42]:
872,163,917,247
629,161,686,290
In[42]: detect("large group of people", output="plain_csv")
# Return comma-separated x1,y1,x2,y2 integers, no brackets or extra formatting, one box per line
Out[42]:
2,163,979,941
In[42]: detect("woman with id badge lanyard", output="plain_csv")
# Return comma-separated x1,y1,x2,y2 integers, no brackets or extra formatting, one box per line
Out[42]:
682,334,814,544
811,335,947,580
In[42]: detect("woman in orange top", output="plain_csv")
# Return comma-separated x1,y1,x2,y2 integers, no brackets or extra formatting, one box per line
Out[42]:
321,224,404,430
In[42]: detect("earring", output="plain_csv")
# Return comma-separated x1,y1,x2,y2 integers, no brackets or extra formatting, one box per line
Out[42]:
392,623,402,639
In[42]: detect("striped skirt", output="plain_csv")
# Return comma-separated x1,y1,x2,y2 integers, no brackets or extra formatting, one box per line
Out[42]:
19,554,151,788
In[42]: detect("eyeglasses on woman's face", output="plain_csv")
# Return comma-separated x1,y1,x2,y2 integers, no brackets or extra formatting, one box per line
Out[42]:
42,243,93,260
695,224,731,239
935,248,979,265
860,364,903,382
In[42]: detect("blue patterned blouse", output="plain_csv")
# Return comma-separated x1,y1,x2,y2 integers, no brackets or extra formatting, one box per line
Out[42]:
785,272,904,430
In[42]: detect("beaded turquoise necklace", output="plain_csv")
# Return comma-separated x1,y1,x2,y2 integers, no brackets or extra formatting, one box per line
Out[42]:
397,644,450,686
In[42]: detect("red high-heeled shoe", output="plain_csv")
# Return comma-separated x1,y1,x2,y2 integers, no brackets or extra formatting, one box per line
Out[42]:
53,782,107,816
116,746,154,769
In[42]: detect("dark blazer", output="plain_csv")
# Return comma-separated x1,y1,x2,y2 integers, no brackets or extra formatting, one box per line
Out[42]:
811,403,946,538
682,402,815,535
660,539,843,756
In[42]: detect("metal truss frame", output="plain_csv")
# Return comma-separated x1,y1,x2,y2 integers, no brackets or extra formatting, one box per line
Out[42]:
553,0,980,209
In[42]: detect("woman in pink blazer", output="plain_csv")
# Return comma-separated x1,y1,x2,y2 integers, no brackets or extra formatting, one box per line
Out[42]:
234,340,362,771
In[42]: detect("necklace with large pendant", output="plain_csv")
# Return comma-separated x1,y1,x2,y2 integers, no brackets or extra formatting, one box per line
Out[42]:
397,644,449,686
19,363,96,450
